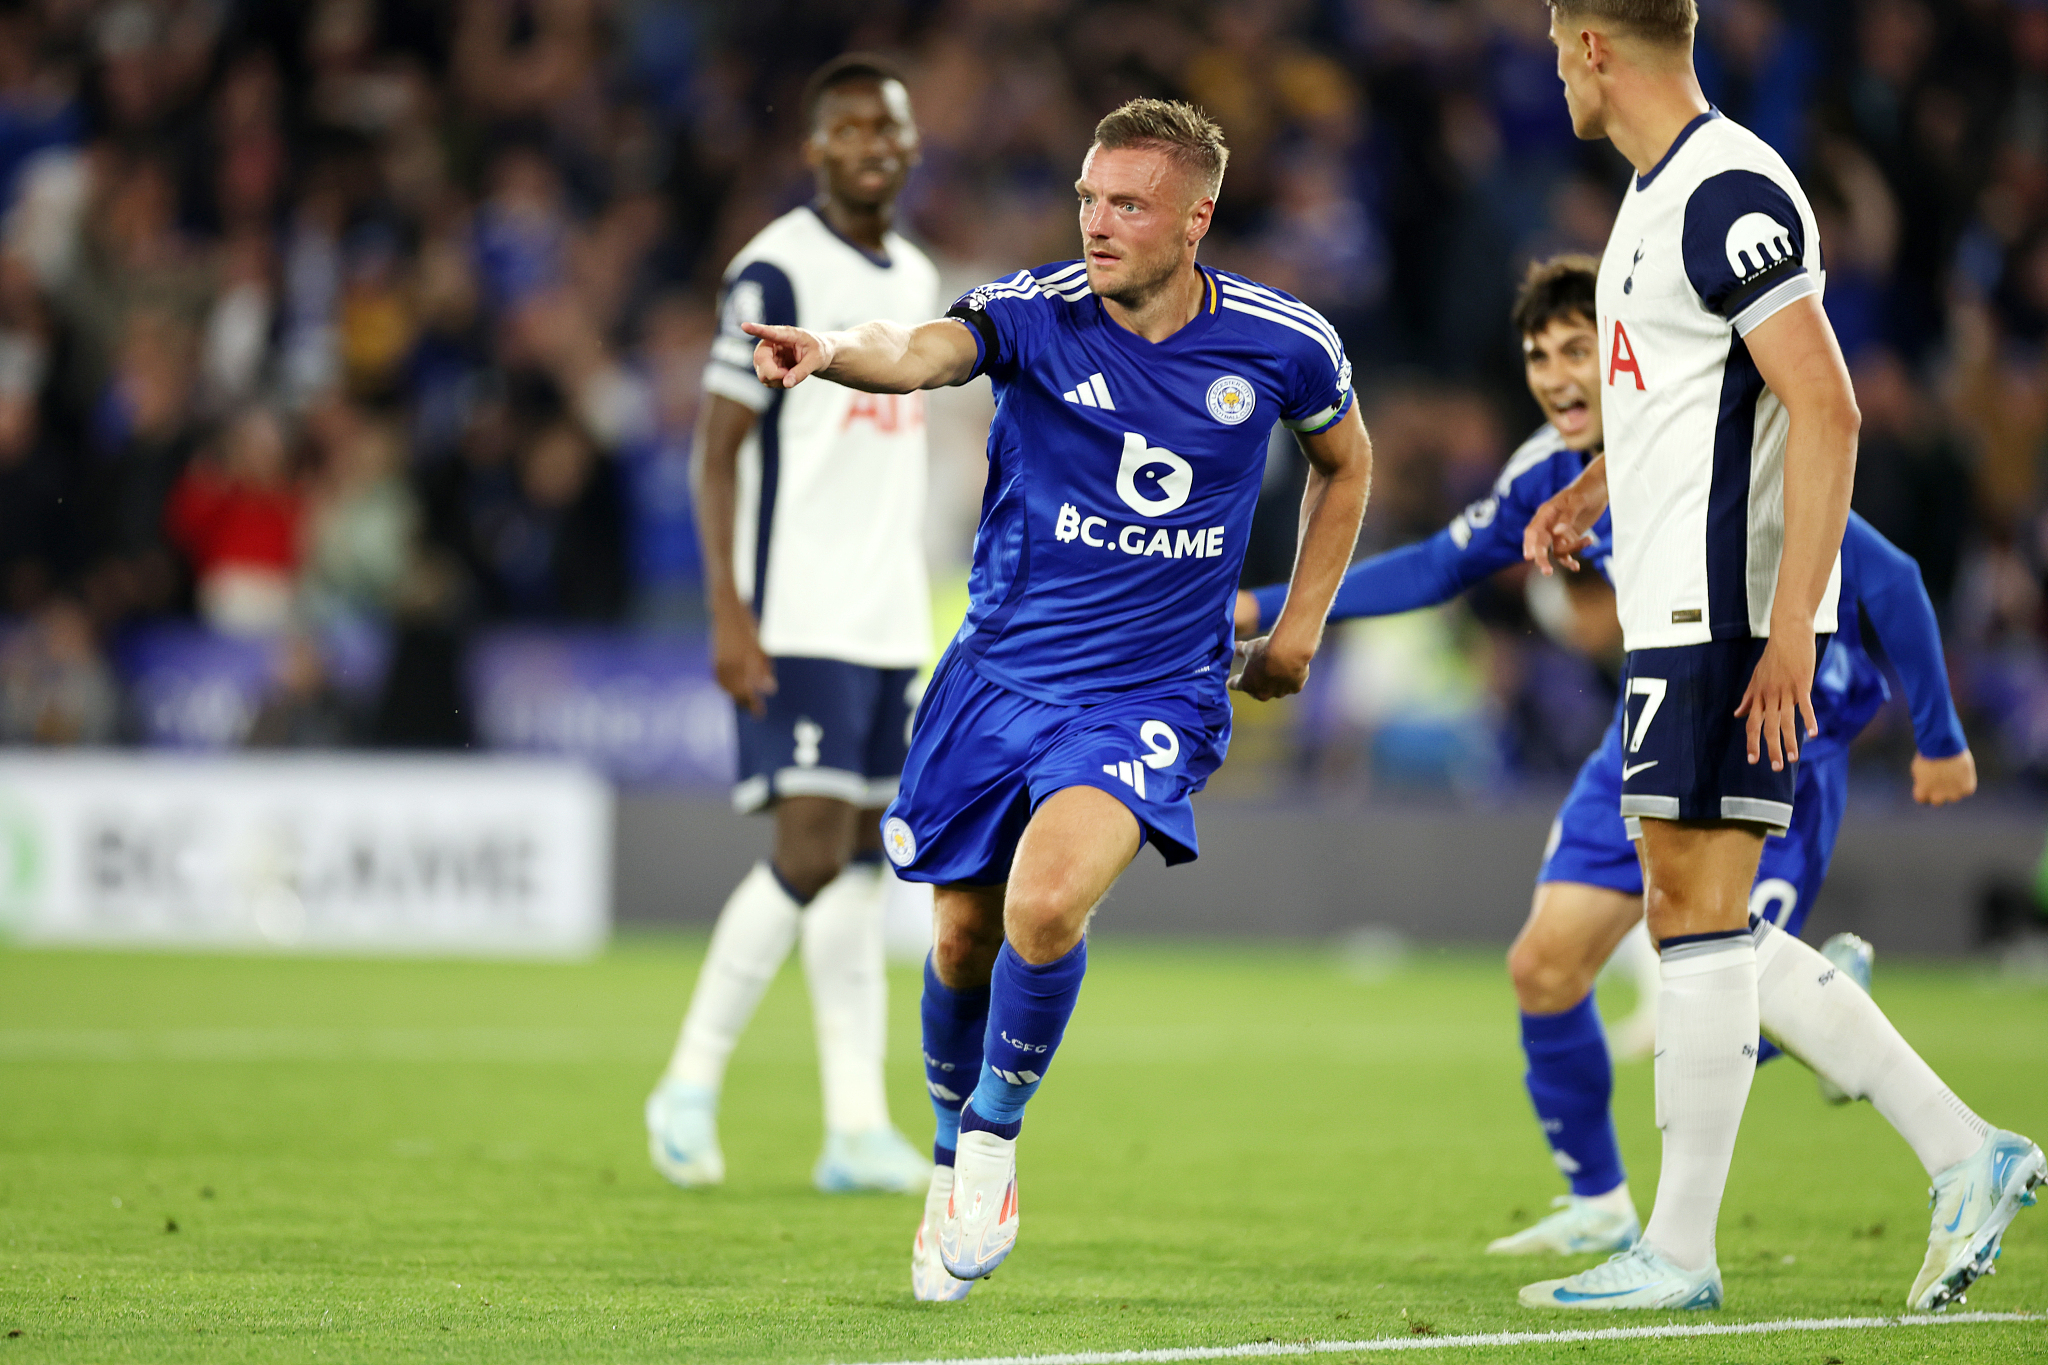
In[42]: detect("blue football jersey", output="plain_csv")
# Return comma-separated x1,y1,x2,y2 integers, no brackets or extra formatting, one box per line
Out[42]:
946,261,1355,703
1246,424,1611,629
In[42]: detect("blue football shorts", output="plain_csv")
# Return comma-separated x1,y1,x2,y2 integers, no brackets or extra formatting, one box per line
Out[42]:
1616,636,1831,831
1538,708,1851,939
880,647,1232,886
732,655,919,814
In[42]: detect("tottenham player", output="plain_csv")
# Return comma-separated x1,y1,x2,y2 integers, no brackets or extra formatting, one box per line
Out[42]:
746,99,1370,1299
1246,256,2032,1311
644,55,935,1195
1520,2,2044,1310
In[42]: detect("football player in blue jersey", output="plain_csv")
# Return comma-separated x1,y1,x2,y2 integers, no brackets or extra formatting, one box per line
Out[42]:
742,99,1372,1299
1245,254,2032,1314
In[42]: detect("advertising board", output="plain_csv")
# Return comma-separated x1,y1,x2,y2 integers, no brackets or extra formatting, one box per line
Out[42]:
0,755,611,957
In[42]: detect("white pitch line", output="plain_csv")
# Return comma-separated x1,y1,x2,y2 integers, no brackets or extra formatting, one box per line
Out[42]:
848,1311,2040,1365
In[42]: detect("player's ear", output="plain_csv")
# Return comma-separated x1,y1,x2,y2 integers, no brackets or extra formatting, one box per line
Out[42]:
1582,27,1608,75
1186,193,1215,247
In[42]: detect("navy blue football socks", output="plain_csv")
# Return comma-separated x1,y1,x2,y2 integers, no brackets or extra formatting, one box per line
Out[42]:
965,938,1087,1128
920,953,988,1166
1520,993,1627,1199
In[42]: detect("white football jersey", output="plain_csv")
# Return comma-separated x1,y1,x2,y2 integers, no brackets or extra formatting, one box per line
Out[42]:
702,207,939,667
1596,111,1841,651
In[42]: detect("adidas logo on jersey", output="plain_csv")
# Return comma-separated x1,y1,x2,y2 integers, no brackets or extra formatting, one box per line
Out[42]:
1062,373,1116,409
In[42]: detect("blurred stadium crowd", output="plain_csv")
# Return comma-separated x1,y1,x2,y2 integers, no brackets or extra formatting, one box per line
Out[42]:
0,0,2045,795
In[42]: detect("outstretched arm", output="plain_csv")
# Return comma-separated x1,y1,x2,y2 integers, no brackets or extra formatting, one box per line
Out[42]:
1737,295,1860,770
746,318,980,394
1240,536,1465,636
1244,441,1603,634
1240,506,1548,634
1841,515,1974,805
1234,404,1372,700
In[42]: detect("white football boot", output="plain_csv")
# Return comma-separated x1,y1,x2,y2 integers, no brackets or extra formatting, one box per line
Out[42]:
1910,1127,2046,1312
1487,1193,1641,1256
912,1165,974,1301
644,1078,723,1187
1814,932,1875,1105
814,1128,933,1194
937,1128,1019,1279
1520,1242,1722,1310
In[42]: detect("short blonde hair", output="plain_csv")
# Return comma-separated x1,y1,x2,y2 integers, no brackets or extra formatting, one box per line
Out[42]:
1092,98,1229,200
1549,0,1697,46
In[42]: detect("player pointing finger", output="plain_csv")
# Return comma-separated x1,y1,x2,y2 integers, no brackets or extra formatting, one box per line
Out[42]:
744,321,836,388
744,97,1371,1299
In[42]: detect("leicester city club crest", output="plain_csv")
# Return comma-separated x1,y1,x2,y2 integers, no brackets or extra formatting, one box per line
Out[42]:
1206,375,1256,425
883,817,917,867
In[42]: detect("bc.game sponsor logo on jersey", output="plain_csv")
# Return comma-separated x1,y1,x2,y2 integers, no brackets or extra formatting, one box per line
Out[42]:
1055,432,1225,561
1115,432,1191,515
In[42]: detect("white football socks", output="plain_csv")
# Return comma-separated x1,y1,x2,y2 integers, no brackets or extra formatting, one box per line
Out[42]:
799,861,893,1136
664,861,802,1091
1640,933,1758,1272
1753,919,1988,1175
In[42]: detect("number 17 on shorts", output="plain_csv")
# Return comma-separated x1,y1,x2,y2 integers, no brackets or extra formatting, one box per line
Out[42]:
1616,638,1799,830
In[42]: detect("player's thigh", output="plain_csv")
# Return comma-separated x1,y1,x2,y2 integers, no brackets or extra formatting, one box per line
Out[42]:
1636,818,1767,942
1003,786,1142,963
1509,881,1644,1013
772,795,861,894
933,882,1006,988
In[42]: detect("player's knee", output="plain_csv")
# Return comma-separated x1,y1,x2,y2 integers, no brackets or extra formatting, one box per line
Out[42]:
1001,886,1087,965
933,906,1003,988
772,846,845,903
1642,882,1729,941
772,800,857,900
1507,936,1590,1014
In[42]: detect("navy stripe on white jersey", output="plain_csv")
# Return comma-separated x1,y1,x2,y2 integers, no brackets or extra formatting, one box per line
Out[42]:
1594,111,1838,649
703,206,940,668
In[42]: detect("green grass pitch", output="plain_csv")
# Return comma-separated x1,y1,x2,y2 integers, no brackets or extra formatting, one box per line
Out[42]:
1,935,2043,1363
